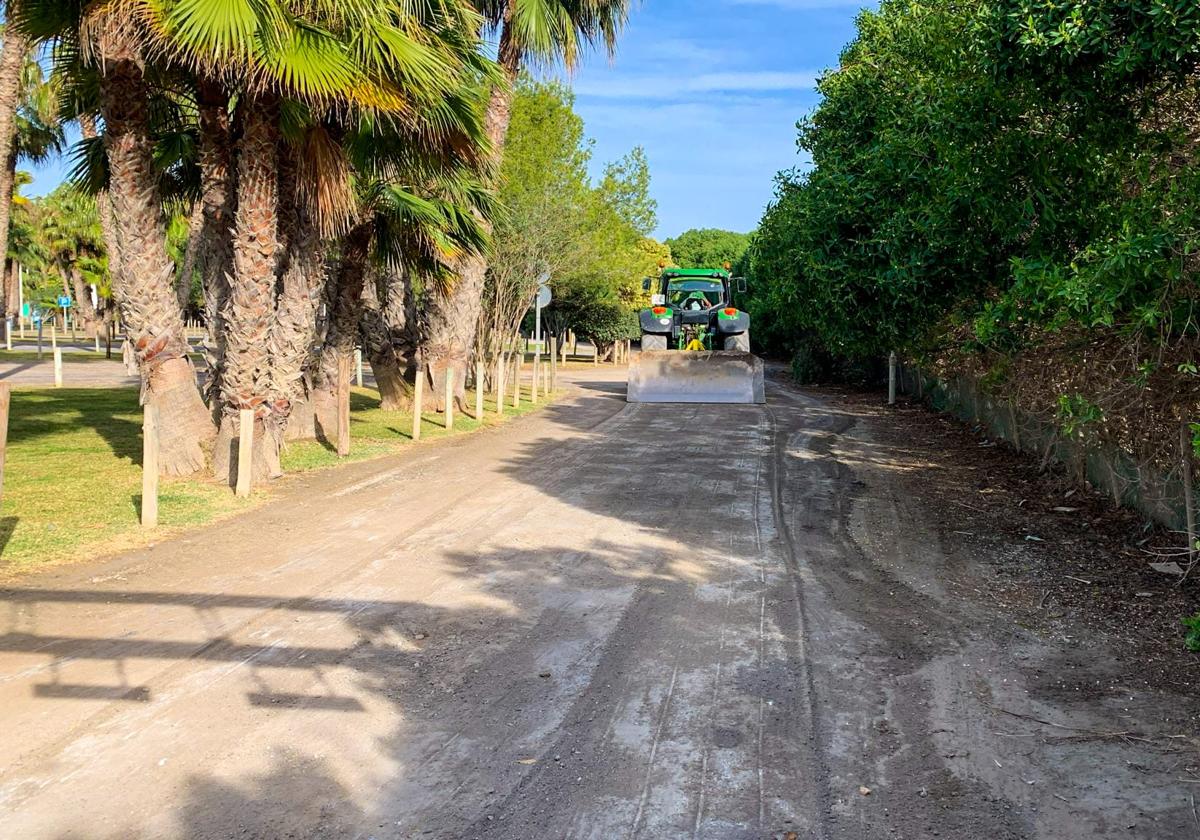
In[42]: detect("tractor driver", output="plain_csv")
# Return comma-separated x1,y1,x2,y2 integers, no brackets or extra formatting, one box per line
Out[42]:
678,291,713,311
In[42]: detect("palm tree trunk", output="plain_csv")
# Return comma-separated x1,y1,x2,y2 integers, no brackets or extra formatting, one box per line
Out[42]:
0,7,26,324
418,17,519,410
68,267,100,336
267,148,326,444
308,223,372,441
79,114,126,285
98,47,214,476
212,94,281,484
189,81,236,413
362,267,420,411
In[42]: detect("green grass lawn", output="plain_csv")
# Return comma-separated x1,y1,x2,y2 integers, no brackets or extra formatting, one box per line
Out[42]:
0,384,550,576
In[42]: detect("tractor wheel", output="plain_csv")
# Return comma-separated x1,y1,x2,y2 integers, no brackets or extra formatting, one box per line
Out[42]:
724,330,751,352
641,333,668,350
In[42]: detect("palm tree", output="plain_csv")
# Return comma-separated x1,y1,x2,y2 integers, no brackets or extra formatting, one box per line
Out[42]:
0,4,29,321
39,187,106,336
17,2,219,475
420,0,632,409
299,116,494,440
144,0,498,481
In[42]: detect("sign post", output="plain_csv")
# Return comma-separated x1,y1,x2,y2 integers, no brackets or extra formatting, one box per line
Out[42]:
534,270,551,347
57,295,71,337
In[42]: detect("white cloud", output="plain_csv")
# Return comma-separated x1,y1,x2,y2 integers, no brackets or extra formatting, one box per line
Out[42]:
728,0,876,8
572,70,819,100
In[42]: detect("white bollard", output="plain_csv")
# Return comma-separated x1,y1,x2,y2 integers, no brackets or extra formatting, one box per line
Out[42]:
53,347,63,388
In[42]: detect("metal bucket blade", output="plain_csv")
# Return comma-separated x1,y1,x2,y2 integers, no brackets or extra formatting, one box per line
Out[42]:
626,351,765,404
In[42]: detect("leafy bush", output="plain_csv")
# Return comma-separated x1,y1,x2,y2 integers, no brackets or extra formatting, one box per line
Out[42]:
1183,614,1200,653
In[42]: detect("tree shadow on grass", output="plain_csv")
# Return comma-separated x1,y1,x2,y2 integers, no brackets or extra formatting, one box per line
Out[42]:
6,387,143,464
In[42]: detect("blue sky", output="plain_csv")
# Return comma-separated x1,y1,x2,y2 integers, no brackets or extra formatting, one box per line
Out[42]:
561,0,876,238
24,0,875,241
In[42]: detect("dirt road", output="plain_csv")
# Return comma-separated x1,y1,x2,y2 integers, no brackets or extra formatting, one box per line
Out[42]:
0,369,1195,839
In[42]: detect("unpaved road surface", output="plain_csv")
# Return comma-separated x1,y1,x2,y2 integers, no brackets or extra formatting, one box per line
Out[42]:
0,370,1196,839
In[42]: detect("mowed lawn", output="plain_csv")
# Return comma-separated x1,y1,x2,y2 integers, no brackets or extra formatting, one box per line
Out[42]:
0,383,546,575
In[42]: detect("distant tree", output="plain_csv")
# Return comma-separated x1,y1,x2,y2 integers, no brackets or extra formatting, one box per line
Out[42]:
665,228,752,270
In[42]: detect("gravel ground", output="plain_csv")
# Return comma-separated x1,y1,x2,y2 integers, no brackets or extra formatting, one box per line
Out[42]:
0,368,1195,839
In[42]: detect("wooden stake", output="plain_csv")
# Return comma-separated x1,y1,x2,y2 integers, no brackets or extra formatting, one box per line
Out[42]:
475,360,485,420
550,337,558,392
411,366,424,441
50,324,57,349
888,351,897,405
141,403,160,525
512,353,521,407
445,365,455,430
337,354,351,456
4,320,9,351
235,408,254,497
53,348,63,388
1183,421,1196,563
531,353,540,403
0,384,10,508
495,353,506,416
354,348,363,387
94,333,101,353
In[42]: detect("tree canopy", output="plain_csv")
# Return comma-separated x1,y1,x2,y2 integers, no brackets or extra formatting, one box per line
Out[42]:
665,228,751,271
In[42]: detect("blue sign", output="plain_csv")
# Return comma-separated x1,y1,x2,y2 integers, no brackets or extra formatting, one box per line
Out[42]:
57,295,72,308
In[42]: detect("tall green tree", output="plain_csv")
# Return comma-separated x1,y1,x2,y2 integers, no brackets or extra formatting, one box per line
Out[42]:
419,0,634,409
666,228,751,271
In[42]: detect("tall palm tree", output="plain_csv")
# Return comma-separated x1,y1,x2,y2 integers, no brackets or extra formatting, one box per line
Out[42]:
300,115,494,440
145,0,497,481
420,0,632,409
14,2,219,475
0,4,29,321
40,186,106,336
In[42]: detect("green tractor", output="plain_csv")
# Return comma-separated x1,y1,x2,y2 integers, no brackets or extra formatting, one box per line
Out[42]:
628,267,764,404
637,268,751,352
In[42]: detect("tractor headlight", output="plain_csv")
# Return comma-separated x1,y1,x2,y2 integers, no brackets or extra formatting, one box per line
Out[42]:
659,318,670,325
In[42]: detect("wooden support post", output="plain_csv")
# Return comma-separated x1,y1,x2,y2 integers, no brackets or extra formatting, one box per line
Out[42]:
354,348,363,387
3,320,9,351
411,365,424,441
512,353,521,408
550,337,558,392
235,408,254,497
337,354,351,456
141,403,160,526
94,333,101,353
53,348,63,388
531,353,540,403
1183,421,1196,563
475,360,485,420
0,384,10,508
445,366,455,430
888,351,897,405
495,353,506,416
50,325,56,350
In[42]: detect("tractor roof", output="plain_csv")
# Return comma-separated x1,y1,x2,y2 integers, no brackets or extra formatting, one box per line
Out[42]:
662,267,731,279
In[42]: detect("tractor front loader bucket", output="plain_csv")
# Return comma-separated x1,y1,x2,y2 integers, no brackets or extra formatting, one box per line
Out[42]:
627,351,766,404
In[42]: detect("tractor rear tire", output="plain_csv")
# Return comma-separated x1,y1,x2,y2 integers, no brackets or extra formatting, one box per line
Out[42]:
724,330,750,352
641,333,668,350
